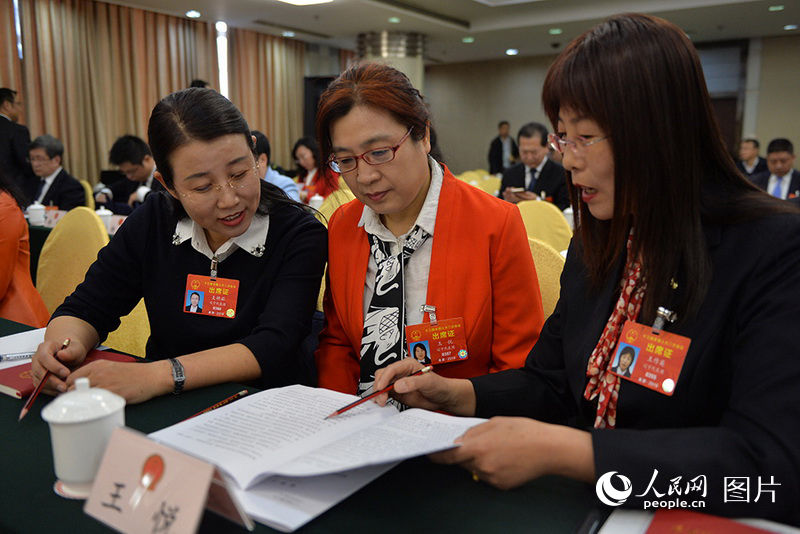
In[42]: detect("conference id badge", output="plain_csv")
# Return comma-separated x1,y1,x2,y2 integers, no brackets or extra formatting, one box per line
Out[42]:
183,274,240,319
609,320,691,396
405,317,468,366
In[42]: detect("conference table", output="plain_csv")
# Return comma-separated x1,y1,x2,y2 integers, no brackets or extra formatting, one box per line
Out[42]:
0,318,601,533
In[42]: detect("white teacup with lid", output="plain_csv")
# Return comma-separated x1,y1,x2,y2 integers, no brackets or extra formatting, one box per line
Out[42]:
27,201,46,226
95,206,113,232
308,193,324,210
41,377,125,499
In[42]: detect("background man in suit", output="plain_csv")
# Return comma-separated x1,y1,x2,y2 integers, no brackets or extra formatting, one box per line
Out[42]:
751,138,800,200
95,135,162,214
28,135,85,210
0,88,34,199
251,130,300,201
488,120,518,175
499,122,569,210
736,137,768,178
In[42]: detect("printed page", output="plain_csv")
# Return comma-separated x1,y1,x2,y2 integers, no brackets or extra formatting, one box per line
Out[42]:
149,385,397,489
273,408,486,477
232,463,399,532
0,328,45,370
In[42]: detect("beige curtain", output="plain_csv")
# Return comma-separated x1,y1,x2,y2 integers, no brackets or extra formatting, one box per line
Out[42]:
19,0,218,183
228,28,305,170
0,0,24,122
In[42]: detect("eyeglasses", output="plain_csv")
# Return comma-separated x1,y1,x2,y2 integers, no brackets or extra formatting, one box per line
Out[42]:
178,165,258,203
548,132,609,155
28,156,52,164
328,127,413,174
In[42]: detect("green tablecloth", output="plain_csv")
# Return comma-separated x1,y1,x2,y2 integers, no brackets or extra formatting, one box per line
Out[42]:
27,224,51,285
0,319,599,533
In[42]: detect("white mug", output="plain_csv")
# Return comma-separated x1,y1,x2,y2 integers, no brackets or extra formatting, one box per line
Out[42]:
95,206,113,232
41,377,125,498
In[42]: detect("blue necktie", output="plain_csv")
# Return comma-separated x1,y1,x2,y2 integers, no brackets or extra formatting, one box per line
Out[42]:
771,176,783,198
527,168,538,192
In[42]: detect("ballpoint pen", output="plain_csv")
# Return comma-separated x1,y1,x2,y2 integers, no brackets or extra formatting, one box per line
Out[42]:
324,365,433,419
19,338,70,421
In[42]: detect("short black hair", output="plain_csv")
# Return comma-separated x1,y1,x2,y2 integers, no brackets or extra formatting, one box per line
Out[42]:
619,346,636,360
741,137,760,149
0,88,16,107
767,138,794,155
189,79,209,88
109,135,152,166
251,130,271,161
498,120,509,129
518,122,548,146
413,343,428,356
29,134,64,159
190,292,200,298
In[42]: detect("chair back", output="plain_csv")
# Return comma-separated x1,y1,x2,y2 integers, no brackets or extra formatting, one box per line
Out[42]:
316,179,356,227
528,237,565,319
104,299,149,358
473,177,501,196
36,207,109,314
517,200,572,252
79,180,95,210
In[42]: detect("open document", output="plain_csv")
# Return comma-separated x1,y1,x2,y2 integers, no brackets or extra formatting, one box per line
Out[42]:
149,385,485,490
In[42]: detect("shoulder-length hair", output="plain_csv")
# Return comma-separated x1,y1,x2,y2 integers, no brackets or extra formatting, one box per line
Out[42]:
542,13,794,322
315,62,432,166
147,88,302,219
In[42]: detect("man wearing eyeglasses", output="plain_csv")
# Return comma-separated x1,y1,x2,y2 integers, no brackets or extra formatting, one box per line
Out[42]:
28,134,85,211
499,122,569,210
0,88,34,199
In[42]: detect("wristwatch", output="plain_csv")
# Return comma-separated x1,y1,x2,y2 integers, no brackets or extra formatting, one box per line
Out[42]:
168,358,185,395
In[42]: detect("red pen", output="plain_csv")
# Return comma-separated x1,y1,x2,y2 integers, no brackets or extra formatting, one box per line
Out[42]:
184,389,249,420
19,338,70,421
324,365,433,419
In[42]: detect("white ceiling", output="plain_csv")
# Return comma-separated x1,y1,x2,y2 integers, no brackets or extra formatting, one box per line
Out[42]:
108,0,800,64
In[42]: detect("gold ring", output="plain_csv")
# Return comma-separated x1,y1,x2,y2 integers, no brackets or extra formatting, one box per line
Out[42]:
472,472,479,482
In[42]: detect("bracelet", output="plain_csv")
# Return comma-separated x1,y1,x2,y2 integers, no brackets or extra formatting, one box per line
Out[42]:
168,358,185,395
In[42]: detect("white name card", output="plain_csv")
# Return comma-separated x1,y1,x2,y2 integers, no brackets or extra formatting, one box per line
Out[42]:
84,427,253,533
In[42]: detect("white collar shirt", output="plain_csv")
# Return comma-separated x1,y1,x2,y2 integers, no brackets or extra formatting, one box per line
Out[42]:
767,172,792,200
172,212,270,264
36,166,63,204
360,156,443,326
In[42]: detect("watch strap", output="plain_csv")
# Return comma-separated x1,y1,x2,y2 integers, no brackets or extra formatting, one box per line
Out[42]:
168,357,185,395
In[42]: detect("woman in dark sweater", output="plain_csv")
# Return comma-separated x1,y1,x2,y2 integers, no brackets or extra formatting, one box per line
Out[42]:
32,88,327,403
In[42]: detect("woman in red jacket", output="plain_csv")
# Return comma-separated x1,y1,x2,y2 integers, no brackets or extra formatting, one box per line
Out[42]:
314,62,545,396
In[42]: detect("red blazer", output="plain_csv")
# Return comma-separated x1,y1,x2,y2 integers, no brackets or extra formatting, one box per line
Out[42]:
316,165,545,394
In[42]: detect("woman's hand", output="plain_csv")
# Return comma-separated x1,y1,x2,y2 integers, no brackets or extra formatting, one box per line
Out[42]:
66,360,172,404
31,337,90,395
430,417,595,489
373,359,476,416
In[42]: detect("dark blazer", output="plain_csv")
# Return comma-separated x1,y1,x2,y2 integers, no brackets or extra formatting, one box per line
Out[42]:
471,212,800,525
97,177,165,215
498,159,570,210
0,116,34,199
751,169,800,199
611,365,632,378
488,136,518,175
736,157,767,177
38,168,85,211
185,305,202,313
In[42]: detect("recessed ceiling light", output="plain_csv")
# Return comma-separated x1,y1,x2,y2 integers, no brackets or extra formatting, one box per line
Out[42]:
548,28,563,35
185,10,201,18
462,36,475,43
388,16,401,24
785,24,798,30
505,48,519,56
769,5,785,11
274,0,333,5
215,21,228,33
282,30,295,37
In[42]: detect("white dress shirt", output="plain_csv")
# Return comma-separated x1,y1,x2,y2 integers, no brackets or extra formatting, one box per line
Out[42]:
36,166,63,204
767,172,792,200
524,156,548,192
172,212,270,263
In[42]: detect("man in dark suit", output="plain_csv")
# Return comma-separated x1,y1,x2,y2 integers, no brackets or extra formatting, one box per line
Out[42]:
95,135,162,214
751,138,800,200
498,122,569,210
735,137,768,178
28,135,85,211
185,292,202,313
0,88,35,200
488,121,518,175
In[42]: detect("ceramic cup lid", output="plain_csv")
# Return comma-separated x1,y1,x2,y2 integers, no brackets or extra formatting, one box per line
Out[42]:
41,378,125,424
95,207,113,216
